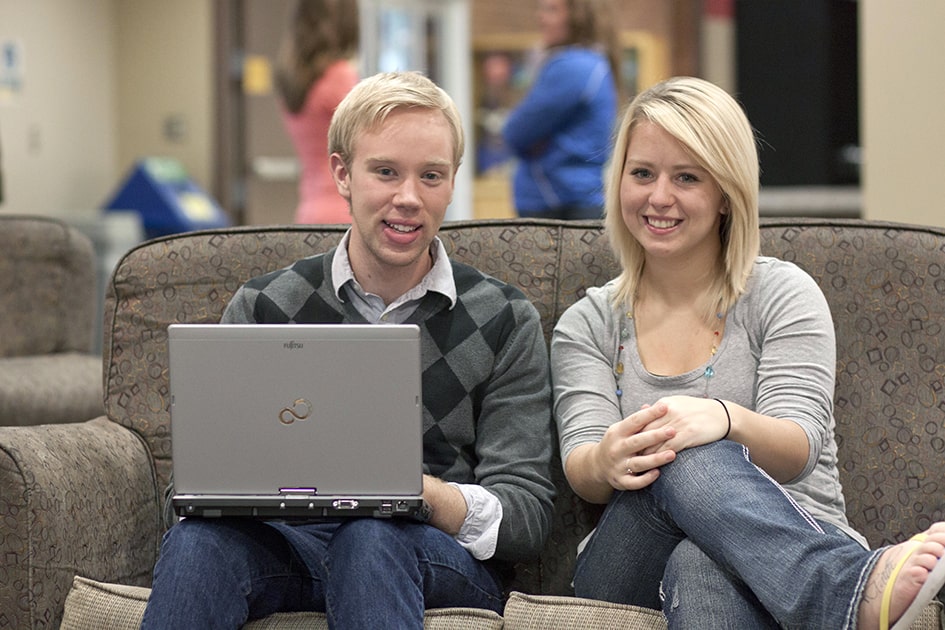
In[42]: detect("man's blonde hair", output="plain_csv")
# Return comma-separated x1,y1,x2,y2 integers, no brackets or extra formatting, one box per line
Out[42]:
328,71,465,173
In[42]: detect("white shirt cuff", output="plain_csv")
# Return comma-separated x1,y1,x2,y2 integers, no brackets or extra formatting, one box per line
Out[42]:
450,482,503,560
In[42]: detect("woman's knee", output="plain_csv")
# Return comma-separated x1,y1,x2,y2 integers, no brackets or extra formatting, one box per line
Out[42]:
668,440,745,473
655,440,750,499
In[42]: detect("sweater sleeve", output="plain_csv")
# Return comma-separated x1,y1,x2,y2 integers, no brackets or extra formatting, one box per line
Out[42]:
749,259,837,482
474,297,556,562
550,285,622,465
220,285,257,324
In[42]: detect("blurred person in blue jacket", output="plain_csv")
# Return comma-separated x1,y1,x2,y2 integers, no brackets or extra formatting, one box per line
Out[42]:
503,0,620,220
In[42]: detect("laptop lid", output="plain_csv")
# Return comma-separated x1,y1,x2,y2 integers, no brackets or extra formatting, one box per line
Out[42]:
168,323,425,520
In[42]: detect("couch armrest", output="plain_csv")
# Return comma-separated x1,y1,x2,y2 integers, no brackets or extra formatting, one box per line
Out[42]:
0,417,162,629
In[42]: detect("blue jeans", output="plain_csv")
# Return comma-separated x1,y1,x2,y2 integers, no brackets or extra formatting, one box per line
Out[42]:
140,517,503,630
573,440,883,630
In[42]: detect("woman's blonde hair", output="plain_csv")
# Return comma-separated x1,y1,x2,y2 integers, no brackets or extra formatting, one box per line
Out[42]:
604,76,760,320
328,71,465,173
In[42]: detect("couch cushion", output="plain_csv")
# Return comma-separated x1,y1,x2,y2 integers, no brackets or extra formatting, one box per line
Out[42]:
503,591,667,629
0,353,103,425
60,576,504,630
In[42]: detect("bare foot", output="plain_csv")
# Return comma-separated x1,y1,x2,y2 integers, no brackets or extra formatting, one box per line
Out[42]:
857,522,945,630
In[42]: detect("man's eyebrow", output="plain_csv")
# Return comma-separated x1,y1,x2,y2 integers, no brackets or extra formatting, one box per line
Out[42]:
365,156,453,169
424,159,453,170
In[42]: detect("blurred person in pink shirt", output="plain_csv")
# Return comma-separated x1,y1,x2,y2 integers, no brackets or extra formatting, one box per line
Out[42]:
276,0,359,224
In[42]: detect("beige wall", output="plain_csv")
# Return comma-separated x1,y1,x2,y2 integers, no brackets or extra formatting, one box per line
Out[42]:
0,0,213,219
0,0,118,218
700,15,735,94
861,1,945,226
114,0,213,192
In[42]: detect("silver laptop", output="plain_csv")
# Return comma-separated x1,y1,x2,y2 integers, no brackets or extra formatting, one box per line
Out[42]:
168,323,427,521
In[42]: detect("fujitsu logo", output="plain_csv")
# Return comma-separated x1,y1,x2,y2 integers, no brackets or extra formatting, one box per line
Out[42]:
280,398,312,425
283,341,304,350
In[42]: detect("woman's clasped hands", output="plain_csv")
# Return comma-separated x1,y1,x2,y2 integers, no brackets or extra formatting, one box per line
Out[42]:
599,396,732,490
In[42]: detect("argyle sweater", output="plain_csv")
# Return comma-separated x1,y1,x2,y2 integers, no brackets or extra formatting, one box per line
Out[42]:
221,247,556,563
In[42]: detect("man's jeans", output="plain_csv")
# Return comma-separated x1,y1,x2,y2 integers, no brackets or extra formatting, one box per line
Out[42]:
140,517,503,629
574,440,883,630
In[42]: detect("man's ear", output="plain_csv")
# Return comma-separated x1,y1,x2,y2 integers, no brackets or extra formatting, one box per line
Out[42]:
329,153,351,200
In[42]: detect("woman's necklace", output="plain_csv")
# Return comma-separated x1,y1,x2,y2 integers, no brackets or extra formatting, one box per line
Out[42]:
614,308,725,399
700,311,725,395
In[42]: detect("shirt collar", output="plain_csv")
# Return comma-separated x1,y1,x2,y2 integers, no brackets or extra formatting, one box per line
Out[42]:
331,229,457,308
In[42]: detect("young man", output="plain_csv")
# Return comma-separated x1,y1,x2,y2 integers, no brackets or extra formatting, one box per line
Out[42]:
141,71,556,628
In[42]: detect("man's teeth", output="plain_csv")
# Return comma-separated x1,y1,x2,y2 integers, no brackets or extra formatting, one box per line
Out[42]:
386,222,418,233
648,218,678,229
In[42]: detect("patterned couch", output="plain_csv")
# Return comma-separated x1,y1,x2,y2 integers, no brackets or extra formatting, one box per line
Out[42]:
2,218,943,629
0,214,103,427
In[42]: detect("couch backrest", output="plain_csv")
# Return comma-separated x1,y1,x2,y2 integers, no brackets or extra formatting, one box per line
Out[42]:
0,214,97,357
103,217,945,595
102,220,615,484
758,219,945,549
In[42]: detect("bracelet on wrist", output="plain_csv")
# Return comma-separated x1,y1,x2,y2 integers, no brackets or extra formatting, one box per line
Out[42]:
713,398,732,440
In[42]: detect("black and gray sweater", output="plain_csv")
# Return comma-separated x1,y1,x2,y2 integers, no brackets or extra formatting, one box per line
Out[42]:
221,248,556,563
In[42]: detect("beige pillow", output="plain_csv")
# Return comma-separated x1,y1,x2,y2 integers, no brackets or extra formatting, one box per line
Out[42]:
501,590,945,630
503,591,667,630
60,576,150,630
55,576,945,630
60,575,503,630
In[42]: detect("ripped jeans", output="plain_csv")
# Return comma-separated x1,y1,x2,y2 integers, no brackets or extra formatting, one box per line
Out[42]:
573,440,882,630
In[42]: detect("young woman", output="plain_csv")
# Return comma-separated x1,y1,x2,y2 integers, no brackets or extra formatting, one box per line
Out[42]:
275,0,359,224
551,76,945,629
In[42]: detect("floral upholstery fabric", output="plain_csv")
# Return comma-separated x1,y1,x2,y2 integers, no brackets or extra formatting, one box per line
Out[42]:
2,218,943,629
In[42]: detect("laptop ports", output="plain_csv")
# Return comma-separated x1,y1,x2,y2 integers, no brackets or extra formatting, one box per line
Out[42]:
331,499,360,510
